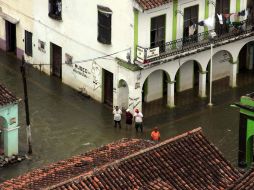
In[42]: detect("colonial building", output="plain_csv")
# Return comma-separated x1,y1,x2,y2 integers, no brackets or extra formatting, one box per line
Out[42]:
0,0,253,112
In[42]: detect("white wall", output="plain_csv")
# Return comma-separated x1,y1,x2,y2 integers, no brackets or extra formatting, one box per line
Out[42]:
178,61,194,92
145,70,163,102
212,51,231,81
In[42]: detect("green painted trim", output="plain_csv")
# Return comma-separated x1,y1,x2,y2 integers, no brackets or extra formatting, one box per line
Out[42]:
172,0,178,41
236,0,241,12
246,119,254,167
116,58,141,71
204,0,209,32
134,10,139,59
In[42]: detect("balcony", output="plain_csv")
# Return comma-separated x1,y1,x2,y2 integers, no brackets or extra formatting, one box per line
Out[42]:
136,18,254,68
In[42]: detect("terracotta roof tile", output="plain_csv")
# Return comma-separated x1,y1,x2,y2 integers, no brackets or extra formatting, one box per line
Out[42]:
135,0,172,11
51,128,241,190
0,84,18,106
0,139,153,190
226,167,254,189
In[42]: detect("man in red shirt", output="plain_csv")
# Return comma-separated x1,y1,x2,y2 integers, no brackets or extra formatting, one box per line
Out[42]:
151,127,161,141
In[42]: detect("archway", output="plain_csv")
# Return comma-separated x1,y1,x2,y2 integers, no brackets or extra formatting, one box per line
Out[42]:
237,41,254,86
174,60,202,106
0,117,7,155
142,69,170,117
206,50,233,96
118,79,129,110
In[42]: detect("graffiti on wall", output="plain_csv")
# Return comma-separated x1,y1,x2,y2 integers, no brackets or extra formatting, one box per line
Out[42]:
91,61,101,91
129,97,141,110
73,64,91,78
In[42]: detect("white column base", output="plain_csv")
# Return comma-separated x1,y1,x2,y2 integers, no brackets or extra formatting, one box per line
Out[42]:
199,72,207,98
167,82,175,108
230,63,238,88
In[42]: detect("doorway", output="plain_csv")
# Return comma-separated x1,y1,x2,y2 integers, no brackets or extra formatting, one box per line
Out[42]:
51,43,62,78
0,117,4,155
103,69,113,106
215,0,230,35
183,5,199,44
5,21,16,53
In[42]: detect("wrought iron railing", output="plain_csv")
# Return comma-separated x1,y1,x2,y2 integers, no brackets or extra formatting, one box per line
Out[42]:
140,17,254,64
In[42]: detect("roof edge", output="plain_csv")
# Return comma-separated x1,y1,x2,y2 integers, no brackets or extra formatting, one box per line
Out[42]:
48,127,203,189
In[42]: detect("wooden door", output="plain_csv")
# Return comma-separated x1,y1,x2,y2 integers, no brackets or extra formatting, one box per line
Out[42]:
5,21,16,53
51,43,62,78
104,70,113,106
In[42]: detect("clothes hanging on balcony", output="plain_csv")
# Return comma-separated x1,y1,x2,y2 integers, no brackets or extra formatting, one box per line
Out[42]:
238,10,246,17
189,24,196,36
197,21,204,26
223,14,232,25
203,17,215,27
217,14,223,25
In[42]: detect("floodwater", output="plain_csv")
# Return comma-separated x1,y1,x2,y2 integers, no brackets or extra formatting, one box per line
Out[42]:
0,50,253,182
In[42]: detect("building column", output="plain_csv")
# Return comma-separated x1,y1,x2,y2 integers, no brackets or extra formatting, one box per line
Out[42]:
230,62,238,88
248,45,254,70
199,71,207,98
167,81,175,108
129,87,142,112
113,75,120,108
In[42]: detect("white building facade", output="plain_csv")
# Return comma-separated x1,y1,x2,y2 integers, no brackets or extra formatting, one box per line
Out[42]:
0,0,253,112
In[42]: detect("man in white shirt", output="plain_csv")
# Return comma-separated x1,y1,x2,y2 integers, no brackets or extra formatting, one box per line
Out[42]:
134,108,143,132
113,106,122,128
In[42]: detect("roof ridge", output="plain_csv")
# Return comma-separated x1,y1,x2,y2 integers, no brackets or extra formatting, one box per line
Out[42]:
48,127,203,189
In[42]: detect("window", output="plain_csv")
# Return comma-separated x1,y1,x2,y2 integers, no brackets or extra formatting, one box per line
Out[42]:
25,31,32,56
49,0,62,20
97,5,112,45
150,15,166,52
183,5,199,44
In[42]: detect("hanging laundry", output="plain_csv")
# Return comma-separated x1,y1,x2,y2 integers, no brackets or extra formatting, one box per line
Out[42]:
198,21,205,26
223,14,232,25
189,24,196,36
238,10,245,16
217,14,223,24
204,17,215,27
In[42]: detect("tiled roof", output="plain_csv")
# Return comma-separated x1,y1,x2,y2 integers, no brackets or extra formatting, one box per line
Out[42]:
227,167,254,190
0,84,18,106
0,139,153,190
50,128,241,190
135,0,172,11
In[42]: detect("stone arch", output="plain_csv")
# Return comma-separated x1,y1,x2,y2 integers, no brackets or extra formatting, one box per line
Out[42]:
234,39,254,63
206,50,234,71
141,69,170,103
172,59,203,81
140,68,171,88
118,79,129,110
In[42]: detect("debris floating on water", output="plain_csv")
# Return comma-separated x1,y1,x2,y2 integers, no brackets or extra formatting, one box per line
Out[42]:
0,155,25,167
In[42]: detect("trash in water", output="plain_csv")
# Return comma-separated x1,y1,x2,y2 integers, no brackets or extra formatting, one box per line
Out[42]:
82,143,92,146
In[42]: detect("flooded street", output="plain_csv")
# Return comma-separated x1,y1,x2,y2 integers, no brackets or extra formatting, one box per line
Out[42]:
0,50,253,182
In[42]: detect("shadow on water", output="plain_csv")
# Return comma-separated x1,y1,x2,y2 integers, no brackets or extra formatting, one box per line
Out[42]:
0,50,253,181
